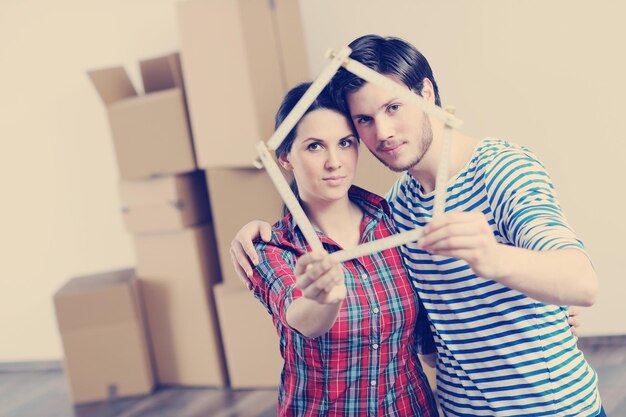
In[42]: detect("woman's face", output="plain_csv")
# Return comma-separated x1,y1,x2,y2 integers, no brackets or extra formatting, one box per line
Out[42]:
279,108,358,205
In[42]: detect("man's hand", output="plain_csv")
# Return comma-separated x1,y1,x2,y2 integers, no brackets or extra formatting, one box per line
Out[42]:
294,251,346,305
418,212,505,280
567,307,580,342
229,220,272,286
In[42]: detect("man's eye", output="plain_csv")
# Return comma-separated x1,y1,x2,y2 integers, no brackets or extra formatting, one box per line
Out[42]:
356,116,371,125
388,104,400,112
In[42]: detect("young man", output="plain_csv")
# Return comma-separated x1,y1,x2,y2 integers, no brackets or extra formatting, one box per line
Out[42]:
232,35,603,416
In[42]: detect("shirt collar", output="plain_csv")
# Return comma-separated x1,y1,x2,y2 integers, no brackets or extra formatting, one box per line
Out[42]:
280,185,391,252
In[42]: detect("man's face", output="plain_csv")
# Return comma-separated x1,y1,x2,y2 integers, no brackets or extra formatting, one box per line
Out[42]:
346,77,433,173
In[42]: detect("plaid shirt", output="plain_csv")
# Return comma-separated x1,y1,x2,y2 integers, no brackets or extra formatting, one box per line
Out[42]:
250,186,438,417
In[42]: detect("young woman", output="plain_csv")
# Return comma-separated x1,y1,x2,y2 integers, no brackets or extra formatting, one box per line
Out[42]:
247,82,438,416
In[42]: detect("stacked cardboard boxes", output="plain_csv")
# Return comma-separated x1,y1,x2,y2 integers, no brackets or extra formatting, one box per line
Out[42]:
60,0,411,402
86,52,228,390
176,0,405,388
176,0,312,388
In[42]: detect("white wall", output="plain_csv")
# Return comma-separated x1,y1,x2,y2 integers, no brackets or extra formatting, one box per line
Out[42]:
0,0,181,361
1,0,624,361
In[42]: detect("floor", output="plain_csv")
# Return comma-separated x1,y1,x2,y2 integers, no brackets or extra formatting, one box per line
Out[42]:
1,336,624,417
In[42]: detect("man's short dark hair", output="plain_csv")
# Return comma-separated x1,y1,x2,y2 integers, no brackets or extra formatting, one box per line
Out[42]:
331,34,441,114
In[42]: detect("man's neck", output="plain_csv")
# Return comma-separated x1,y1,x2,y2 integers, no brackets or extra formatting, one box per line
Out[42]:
409,129,480,194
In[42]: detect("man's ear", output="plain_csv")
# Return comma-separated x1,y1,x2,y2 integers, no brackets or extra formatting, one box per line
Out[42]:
278,152,293,171
420,78,436,104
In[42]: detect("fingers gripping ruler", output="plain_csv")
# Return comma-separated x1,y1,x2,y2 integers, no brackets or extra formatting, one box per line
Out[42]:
256,47,463,262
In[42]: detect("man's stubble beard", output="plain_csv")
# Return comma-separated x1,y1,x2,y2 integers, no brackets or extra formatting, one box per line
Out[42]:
374,115,433,173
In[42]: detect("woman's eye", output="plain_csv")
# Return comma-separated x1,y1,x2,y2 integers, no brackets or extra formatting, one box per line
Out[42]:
339,138,353,148
307,142,322,151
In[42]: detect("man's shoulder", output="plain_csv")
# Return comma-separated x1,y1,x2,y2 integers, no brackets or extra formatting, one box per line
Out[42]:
474,138,542,172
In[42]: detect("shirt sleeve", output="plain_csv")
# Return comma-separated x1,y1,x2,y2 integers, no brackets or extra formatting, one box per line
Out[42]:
414,297,436,355
484,146,586,253
248,239,303,329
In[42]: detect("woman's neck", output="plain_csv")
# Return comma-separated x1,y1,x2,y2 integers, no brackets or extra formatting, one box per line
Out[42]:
302,195,363,250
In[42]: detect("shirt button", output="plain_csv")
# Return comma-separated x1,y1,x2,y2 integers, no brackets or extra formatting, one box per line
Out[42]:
372,343,379,350
361,273,368,280
372,307,380,314
370,380,377,386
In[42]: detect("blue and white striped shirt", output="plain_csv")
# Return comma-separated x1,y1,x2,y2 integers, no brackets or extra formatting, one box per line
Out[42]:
387,138,602,416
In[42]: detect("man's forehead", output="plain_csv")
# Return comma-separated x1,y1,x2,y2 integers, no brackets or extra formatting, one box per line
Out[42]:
346,82,402,113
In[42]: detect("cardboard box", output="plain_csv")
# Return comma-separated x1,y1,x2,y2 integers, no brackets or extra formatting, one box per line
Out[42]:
54,269,154,404
213,284,282,388
177,0,309,168
119,170,210,234
133,224,228,386
206,168,285,287
88,53,196,179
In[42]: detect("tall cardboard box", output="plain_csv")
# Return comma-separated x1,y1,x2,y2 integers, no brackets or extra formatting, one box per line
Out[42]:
206,168,285,287
177,0,309,168
119,170,210,234
88,53,196,179
213,284,282,388
54,269,154,404
133,224,228,386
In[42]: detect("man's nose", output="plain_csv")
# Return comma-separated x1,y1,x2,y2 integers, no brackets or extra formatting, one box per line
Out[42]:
376,117,394,141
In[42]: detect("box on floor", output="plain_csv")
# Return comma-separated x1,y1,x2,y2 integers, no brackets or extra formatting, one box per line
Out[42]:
54,268,154,404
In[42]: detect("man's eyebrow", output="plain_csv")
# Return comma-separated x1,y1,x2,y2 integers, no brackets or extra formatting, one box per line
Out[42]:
351,98,399,118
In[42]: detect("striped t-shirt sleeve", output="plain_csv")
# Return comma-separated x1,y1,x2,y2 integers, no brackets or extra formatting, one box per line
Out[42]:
483,146,585,252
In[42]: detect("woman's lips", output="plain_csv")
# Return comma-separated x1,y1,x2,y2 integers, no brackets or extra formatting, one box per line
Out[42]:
323,176,347,186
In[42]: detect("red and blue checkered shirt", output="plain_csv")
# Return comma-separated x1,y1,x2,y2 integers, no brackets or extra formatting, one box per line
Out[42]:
249,186,438,417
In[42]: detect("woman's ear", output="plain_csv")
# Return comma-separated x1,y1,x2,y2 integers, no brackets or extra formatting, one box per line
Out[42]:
278,152,293,171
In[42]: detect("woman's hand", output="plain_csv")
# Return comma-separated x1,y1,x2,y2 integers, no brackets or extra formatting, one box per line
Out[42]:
294,251,346,305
